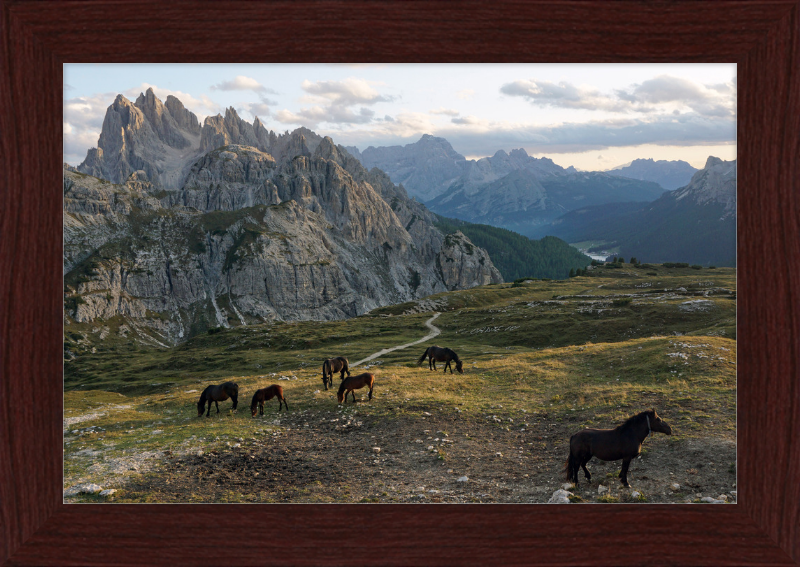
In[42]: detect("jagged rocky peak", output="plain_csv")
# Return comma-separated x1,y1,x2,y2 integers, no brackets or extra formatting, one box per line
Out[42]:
165,95,201,134
134,87,193,149
77,90,204,188
674,156,736,215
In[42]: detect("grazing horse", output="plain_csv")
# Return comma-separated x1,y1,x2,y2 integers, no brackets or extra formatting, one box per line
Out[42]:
417,345,463,374
250,385,288,416
322,356,351,390
337,373,375,404
197,382,239,417
564,409,672,488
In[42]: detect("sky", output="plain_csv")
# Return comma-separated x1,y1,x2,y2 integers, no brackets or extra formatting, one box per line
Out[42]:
64,63,736,171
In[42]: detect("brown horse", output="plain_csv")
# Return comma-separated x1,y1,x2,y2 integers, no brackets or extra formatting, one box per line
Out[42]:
250,385,288,416
563,409,672,488
197,382,239,417
322,356,351,390
417,345,463,374
337,373,375,404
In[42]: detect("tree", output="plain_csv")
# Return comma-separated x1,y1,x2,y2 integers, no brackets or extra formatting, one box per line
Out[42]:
569,268,576,277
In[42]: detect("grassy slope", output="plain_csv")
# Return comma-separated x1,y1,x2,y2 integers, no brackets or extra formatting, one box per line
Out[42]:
64,265,736,501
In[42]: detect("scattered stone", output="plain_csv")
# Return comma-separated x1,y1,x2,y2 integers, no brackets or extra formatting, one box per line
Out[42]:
631,491,641,500
598,485,608,494
150,430,163,435
562,483,574,490
700,497,725,504
99,489,117,497
457,476,469,483
717,494,729,501
64,483,104,497
669,483,681,491
548,489,572,504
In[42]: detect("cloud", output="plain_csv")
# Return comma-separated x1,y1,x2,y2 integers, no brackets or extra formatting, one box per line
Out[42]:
451,115,487,126
502,75,736,119
275,77,393,127
301,77,392,106
430,107,459,116
500,79,627,111
456,89,475,100
210,75,276,95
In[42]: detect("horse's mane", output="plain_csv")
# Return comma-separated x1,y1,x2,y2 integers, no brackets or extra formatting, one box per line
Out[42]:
446,347,460,361
620,409,653,430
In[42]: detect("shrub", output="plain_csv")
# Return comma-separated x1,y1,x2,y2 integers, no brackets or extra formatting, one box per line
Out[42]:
207,327,223,335
691,265,702,270
612,298,632,307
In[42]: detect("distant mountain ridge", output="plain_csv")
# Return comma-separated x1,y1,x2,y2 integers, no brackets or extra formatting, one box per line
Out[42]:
545,156,736,266
349,135,668,237
608,158,698,190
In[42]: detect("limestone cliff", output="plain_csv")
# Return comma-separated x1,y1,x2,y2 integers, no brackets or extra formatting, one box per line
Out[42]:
66,94,502,345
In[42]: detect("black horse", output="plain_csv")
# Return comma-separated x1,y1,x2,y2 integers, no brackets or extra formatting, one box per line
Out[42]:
564,409,672,488
417,346,463,374
197,382,239,417
322,356,350,390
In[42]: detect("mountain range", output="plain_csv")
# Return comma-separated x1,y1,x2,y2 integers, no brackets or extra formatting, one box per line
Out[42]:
608,158,698,190
545,156,736,266
67,90,503,346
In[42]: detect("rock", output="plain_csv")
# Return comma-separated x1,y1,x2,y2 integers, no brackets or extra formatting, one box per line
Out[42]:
99,489,117,497
64,483,104,497
700,497,725,504
372,447,381,453
457,476,469,483
196,450,204,457
548,489,572,504
562,483,574,490
669,483,681,491
598,485,608,494
631,491,641,500
717,494,729,501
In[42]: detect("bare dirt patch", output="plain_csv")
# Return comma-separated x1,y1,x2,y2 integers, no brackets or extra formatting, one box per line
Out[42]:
120,405,736,504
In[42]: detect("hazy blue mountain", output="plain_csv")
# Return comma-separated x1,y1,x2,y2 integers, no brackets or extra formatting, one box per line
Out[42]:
543,157,736,266
608,158,699,190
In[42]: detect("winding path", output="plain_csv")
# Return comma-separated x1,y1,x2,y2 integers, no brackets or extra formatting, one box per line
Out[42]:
351,312,441,368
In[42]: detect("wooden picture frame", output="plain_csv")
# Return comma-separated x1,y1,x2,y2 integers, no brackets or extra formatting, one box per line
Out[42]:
1,1,798,564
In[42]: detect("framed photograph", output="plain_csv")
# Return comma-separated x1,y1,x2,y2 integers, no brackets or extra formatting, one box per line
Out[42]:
2,1,798,565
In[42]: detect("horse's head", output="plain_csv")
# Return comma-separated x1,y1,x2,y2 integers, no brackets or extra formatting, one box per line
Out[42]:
250,394,258,417
649,409,672,435
455,359,464,373
197,394,206,417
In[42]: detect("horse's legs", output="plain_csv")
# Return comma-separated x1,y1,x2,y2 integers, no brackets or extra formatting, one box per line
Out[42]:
215,400,220,414
206,400,211,417
350,390,356,403
581,458,592,483
368,386,373,400
619,457,632,487
444,360,451,373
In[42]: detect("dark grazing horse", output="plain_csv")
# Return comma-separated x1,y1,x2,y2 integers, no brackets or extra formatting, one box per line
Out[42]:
417,345,463,374
250,385,288,416
564,409,672,488
197,382,239,417
322,356,351,390
337,373,375,404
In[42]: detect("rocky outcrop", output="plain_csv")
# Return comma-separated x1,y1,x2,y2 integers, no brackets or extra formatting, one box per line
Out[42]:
672,156,736,217
438,231,501,290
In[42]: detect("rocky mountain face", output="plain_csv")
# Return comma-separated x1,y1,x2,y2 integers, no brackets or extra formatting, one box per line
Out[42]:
353,135,468,202
544,157,737,266
609,158,698,190
67,92,501,346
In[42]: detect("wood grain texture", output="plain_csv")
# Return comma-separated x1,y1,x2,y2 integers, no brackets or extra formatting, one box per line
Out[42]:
1,0,798,565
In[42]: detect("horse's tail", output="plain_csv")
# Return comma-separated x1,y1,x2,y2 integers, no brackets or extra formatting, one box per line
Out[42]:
417,348,429,365
563,453,577,482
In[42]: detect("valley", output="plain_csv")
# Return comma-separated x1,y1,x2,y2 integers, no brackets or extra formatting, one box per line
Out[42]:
64,265,736,504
